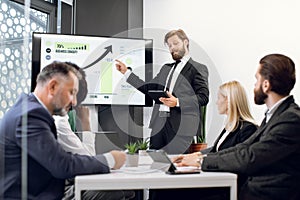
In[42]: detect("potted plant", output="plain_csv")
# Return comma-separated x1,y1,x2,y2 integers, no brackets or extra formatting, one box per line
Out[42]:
189,136,208,153
189,106,208,153
137,138,150,156
124,142,139,167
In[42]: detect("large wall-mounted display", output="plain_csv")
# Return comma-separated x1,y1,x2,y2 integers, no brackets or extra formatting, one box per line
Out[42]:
31,33,153,106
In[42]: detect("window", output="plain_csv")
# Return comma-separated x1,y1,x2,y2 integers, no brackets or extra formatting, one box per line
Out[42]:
0,0,55,119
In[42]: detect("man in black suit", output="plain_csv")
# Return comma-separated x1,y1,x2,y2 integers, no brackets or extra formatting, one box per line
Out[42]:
177,54,300,200
116,29,209,154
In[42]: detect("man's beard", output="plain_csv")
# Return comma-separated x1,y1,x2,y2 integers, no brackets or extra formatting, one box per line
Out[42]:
171,46,186,61
53,107,68,116
52,98,71,116
254,85,268,105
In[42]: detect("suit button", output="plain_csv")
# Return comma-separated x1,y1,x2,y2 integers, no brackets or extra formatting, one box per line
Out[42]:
248,177,253,181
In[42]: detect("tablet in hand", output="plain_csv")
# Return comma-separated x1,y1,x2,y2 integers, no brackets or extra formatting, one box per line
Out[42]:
148,90,169,104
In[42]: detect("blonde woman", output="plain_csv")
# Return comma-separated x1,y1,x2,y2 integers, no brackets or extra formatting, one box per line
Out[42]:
159,81,257,200
202,80,257,154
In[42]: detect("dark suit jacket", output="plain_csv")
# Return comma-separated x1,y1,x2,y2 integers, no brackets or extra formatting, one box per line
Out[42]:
202,96,300,200
127,58,209,153
201,120,257,192
0,93,109,200
202,120,257,154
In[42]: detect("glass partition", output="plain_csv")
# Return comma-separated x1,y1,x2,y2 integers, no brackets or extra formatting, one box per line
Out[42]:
0,0,49,119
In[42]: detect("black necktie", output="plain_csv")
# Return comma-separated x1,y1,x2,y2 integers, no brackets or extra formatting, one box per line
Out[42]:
166,60,181,91
260,110,268,128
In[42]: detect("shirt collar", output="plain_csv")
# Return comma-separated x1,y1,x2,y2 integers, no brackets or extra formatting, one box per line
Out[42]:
32,92,51,115
180,54,190,66
265,95,290,122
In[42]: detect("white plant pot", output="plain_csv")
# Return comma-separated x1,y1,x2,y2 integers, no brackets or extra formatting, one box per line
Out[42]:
138,150,148,156
126,154,139,167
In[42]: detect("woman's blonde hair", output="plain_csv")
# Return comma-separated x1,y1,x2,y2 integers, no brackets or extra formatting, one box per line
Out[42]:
219,80,256,132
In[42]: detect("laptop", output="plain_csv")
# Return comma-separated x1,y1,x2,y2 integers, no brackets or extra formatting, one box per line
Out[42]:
147,150,201,175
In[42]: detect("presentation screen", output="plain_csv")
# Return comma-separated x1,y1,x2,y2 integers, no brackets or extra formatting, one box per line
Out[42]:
31,33,153,106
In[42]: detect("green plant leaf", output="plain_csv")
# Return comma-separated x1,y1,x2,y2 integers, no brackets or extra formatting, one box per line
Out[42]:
124,142,139,154
137,138,150,150
197,135,205,143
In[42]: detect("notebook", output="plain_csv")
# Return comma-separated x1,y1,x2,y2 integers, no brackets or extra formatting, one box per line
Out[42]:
147,150,201,175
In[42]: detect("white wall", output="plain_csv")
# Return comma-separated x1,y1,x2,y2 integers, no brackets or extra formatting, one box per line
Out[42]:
143,0,300,145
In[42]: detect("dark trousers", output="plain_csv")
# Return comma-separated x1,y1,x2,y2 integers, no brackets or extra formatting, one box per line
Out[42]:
150,119,193,154
63,184,135,200
82,190,135,200
149,188,230,200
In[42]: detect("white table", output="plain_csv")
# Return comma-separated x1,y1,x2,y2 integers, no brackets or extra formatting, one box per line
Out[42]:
75,167,237,200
